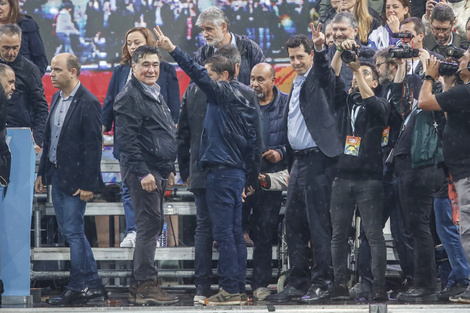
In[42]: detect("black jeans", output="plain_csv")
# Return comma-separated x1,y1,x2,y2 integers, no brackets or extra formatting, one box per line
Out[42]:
250,188,283,290
121,166,166,284
394,158,443,290
285,151,336,290
357,174,414,286
330,177,386,287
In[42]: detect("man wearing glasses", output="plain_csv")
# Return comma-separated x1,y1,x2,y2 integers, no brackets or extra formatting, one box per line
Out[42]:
423,4,463,58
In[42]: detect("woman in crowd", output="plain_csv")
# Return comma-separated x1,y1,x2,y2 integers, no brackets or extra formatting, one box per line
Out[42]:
0,0,47,76
101,27,179,248
369,0,411,49
339,0,382,45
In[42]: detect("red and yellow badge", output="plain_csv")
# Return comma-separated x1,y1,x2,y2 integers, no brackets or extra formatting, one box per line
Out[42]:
344,135,361,156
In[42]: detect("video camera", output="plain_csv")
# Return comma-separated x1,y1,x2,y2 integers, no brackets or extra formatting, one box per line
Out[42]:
439,62,459,76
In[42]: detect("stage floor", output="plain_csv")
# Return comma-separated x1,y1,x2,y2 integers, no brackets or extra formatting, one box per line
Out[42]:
2,289,470,313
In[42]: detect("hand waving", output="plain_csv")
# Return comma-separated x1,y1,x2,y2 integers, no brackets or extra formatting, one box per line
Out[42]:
311,22,325,51
153,26,176,52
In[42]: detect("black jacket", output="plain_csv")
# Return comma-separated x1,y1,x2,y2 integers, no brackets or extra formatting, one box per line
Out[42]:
18,15,48,77
194,33,266,86
38,84,103,195
1,55,48,147
114,75,177,179
286,48,342,168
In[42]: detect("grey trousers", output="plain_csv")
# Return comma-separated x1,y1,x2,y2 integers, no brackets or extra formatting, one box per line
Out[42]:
121,166,166,284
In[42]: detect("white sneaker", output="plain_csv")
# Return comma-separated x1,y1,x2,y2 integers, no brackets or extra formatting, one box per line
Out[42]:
120,231,136,248
253,287,271,300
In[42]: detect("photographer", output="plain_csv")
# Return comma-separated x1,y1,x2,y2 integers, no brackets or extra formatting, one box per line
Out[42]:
388,52,447,302
328,12,376,92
304,39,390,302
418,51,470,303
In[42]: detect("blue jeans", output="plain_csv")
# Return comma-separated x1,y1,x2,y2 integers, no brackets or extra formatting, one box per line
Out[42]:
51,171,101,291
122,181,137,234
193,188,213,289
434,196,470,287
206,168,246,294
455,177,470,268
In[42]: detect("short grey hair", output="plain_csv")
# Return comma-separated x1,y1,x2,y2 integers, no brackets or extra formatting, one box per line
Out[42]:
0,23,22,39
196,6,229,28
331,11,358,30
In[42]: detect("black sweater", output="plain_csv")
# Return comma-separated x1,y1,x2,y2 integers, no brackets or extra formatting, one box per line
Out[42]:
335,77,391,180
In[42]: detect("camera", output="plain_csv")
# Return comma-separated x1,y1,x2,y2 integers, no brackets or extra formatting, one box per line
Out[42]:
341,45,359,64
388,45,419,58
446,46,465,59
439,62,459,76
391,32,414,40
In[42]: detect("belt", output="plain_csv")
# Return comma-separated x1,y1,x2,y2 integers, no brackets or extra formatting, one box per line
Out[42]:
206,164,235,171
293,146,320,157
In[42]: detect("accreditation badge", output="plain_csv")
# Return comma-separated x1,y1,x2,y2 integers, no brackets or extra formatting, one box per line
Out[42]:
344,135,361,157
381,126,390,147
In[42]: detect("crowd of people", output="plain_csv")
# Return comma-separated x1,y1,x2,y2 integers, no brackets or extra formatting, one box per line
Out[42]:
0,0,469,308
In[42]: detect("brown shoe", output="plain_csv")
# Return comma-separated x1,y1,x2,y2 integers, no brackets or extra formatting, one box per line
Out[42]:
244,233,254,247
128,283,137,305
135,280,179,305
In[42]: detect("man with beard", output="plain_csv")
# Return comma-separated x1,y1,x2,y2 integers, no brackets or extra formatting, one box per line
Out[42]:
194,6,265,85
423,4,463,58
247,62,288,300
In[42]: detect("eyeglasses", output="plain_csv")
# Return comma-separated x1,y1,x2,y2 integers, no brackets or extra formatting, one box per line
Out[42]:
431,24,452,34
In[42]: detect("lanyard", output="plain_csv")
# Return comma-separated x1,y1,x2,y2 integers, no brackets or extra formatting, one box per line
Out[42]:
350,104,361,136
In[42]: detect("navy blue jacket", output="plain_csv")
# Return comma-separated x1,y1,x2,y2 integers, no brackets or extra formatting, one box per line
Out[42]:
18,15,48,77
2,55,48,147
194,33,266,86
260,85,288,173
38,84,104,195
171,46,261,187
286,48,342,168
101,61,180,159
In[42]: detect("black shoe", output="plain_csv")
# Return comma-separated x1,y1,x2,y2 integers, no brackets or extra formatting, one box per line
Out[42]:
301,284,349,303
439,282,468,301
265,285,306,303
371,285,388,301
397,288,438,303
46,289,85,306
82,286,108,302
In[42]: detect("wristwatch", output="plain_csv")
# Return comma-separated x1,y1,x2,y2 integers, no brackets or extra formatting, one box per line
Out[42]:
424,75,435,82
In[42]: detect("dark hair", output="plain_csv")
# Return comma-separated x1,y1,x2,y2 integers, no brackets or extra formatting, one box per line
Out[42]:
430,4,455,23
2,0,22,24
214,44,241,65
385,0,410,20
131,45,161,65
0,23,22,39
286,34,313,54
66,54,82,77
121,27,158,65
401,17,425,35
204,55,236,80
360,61,379,82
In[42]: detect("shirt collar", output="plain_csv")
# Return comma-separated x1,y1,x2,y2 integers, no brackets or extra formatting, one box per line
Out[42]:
293,66,312,85
214,33,237,53
59,81,80,100
138,80,161,100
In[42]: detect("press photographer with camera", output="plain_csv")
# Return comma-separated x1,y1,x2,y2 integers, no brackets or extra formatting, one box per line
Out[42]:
418,51,470,303
310,39,391,302
386,42,447,302
328,12,376,92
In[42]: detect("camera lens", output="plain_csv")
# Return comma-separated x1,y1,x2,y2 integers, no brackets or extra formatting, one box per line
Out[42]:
341,50,357,64
439,62,459,76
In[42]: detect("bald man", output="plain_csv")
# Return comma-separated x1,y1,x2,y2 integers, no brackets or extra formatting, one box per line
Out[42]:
246,63,289,300
35,53,106,306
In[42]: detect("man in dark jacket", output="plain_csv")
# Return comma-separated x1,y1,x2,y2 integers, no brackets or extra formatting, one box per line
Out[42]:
35,53,105,306
247,62,288,301
155,26,261,306
266,24,342,302
114,45,178,306
0,24,48,152
177,44,258,303
194,6,265,86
